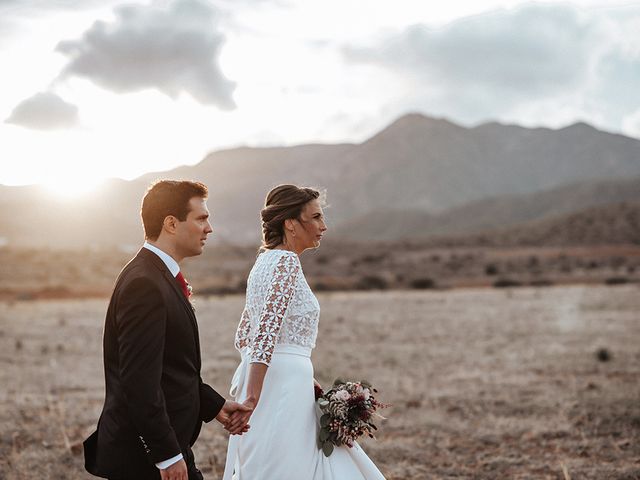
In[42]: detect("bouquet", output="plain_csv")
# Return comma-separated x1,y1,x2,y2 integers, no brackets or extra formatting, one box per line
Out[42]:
315,378,389,457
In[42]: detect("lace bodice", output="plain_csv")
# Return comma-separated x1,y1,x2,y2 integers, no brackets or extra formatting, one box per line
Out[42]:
234,249,320,366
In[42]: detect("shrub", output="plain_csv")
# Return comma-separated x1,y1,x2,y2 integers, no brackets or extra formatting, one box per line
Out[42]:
360,253,386,264
596,348,612,362
410,278,437,289
485,263,499,276
356,275,388,290
314,282,340,292
493,278,522,288
315,255,330,265
198,285,244,296
604,277,629,285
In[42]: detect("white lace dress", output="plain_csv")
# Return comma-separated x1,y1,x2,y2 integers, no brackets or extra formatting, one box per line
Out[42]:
223,248,386,480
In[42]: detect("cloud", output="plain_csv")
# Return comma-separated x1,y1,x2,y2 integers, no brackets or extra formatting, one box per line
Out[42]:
55,0,236,109
0,0,122,34
5,92,79,130
342,3,618,125
622,108,640,138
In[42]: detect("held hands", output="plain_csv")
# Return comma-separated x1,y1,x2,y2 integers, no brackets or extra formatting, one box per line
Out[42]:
226,396,256,436
160,459,188,480
216,400,253,435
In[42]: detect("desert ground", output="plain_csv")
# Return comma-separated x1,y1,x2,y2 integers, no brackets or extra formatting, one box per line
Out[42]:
0,284,639,479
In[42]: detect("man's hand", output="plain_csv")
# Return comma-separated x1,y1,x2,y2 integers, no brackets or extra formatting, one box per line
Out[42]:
159,459,188,480
226,397,256,435
216,400,253,435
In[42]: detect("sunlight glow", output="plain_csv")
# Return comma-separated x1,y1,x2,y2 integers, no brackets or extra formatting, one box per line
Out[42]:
43,176,105,198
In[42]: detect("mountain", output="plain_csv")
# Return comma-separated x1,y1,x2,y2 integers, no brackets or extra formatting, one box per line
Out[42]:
1,113,639,247
423,201,640,247
334,175,640,241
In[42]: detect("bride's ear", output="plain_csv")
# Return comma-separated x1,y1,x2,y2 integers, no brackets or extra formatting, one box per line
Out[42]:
284,218,295,233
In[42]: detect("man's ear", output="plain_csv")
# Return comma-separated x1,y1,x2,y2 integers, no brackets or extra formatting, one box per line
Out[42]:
162,215,178,234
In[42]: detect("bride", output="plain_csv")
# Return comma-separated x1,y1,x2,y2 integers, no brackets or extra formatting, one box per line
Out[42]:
223,184,386,480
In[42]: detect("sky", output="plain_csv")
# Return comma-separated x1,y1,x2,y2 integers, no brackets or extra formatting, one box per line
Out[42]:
1,0,640,195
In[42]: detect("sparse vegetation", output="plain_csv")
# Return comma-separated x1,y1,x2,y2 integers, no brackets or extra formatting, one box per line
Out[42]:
1,285,639,479
493,278,522,288
485,263,499,275
605,277,630,285
596,348,612,362
409,277,437,289
1,243,640,300
356,275,388,290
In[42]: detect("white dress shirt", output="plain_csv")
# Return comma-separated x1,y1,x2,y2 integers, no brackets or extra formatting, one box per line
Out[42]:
142,242,184,470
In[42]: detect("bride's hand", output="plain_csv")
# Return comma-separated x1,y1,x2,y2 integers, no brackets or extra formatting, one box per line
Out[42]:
217,400,252,435
314,379,324,399
226,397,255,435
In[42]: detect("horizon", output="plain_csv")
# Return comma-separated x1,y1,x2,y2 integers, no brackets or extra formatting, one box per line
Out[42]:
2,111,633,192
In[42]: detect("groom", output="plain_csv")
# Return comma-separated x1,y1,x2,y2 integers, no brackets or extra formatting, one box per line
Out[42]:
84,180,251,480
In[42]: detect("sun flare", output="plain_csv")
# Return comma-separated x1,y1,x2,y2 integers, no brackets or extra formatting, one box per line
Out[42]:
43,177,104,198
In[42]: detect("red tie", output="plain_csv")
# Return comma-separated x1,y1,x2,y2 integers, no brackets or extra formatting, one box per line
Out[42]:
175,272,191,298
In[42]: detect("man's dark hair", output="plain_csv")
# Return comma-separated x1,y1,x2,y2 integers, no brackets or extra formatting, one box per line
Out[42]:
141,180,208,240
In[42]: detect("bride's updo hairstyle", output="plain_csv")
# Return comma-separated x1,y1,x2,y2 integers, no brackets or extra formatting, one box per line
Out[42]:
260,184,320,251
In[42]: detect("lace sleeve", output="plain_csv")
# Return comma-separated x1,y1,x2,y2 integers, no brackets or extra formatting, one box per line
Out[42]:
234,307,251,351
250,253,300,365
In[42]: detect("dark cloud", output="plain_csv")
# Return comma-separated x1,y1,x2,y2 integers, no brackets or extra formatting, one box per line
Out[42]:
343,3,607,122
5,92,79,130
55,0,236,109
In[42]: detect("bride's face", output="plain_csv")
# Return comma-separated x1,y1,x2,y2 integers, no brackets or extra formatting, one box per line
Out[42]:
292,199,327,252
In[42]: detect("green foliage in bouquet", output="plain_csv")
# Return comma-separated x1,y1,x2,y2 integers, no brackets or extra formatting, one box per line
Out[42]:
316,378,388,457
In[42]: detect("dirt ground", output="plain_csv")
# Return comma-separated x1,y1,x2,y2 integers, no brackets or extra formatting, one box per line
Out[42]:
0,284,639,479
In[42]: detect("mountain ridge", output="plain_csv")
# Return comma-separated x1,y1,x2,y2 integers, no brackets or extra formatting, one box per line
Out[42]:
1,112,639,247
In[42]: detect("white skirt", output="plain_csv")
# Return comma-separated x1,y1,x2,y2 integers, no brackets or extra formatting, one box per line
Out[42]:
223,345,386,480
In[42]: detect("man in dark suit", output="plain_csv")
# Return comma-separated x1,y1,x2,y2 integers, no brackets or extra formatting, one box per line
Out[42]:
84,180,251,480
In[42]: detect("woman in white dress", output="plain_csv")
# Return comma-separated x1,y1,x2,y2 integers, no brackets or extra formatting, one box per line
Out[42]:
223,185,386,480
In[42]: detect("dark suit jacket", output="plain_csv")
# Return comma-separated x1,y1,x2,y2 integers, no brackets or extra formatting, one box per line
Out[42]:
84,248,225,478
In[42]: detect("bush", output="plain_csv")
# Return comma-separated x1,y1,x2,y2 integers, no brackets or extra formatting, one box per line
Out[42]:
359,253,386,264
410,278,437,289
198,285,244,296
356,275,388,290
485,263,499,276
313,282,340,292
315,255,330,265
604,277,629,285
493,278,522,288
596,348,612,362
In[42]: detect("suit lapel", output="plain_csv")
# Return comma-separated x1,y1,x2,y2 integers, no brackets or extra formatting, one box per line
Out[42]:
161,269,202,367
138,248,202,368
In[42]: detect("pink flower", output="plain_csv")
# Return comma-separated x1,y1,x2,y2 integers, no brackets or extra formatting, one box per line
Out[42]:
334,390,351,402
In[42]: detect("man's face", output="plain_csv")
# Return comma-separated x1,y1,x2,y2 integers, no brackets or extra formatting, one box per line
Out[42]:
174,197,213,259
